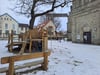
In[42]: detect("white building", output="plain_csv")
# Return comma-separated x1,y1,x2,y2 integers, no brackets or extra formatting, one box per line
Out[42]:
37,20,56,37
0,13,19,38
0,13,29,39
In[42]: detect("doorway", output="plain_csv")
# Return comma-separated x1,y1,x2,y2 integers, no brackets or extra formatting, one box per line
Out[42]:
83,32,91,44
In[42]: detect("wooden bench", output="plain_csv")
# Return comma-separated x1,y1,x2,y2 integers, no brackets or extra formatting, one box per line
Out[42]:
0,51,51,75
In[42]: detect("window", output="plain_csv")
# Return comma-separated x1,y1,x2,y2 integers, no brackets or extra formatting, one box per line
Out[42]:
0,30,2,35
47,26,53,35
0,24,2,28
13,24,15,29
4,18,6,20
25,27,27,31
5,23,8,29
5,30,9,35
21,27,23,30
13,31,16,34
7,18,9,20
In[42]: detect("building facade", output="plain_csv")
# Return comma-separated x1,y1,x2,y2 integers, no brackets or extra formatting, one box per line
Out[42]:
0,13,29,38
0,13,19,38
67,11,72,41
69,0,100,44
19,23,29,33
37,20,56,37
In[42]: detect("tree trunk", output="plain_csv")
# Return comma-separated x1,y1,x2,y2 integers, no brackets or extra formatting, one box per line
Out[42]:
29,17,35,29
29,0,37,29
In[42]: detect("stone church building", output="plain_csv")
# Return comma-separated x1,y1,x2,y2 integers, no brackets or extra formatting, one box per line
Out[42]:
68,0,100,44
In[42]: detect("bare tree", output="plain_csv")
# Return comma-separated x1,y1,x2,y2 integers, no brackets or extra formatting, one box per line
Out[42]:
39,15,47,23
12,0,72,29
53,18,61,31
39,15,61,31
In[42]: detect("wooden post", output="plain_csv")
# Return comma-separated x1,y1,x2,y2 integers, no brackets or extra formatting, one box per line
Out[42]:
42,30,48,70
19,41,27,55
43,51,48,70
8,33,10,51
9,30,13,52
42,30,48,52
8,57,14,75
19,31,29,54
29,31,32,53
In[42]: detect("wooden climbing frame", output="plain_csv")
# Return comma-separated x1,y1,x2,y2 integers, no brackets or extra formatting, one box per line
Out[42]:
0,29,51,75
6,28,48,54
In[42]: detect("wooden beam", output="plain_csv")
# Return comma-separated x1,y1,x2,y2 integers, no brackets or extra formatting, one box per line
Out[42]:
31,39,43,41
1,51,51,64
0,60,43,73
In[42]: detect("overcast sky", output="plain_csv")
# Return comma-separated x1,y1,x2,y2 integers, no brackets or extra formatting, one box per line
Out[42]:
0,0,71,31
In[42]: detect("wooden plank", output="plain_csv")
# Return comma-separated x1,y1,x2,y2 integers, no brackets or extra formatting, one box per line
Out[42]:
0,60,43,73
1,57,9,64
1,51,51,64
1,52,43,64
31,39,43,41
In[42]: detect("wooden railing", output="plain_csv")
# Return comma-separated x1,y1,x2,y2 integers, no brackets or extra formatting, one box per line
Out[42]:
0,51,51,75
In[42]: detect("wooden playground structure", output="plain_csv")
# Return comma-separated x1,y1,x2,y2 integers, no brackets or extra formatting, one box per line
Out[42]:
7,28,48,54
0,28,51,75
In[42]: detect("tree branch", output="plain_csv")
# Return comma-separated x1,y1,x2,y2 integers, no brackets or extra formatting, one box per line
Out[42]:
35,0,67,17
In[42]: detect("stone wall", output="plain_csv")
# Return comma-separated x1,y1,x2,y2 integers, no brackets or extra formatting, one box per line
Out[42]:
71,0,100,44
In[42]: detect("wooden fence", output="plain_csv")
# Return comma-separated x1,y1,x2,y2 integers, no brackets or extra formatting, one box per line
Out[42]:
0,51,51,75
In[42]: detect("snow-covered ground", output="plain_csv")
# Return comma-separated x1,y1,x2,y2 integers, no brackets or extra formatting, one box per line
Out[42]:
0,40,100,75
